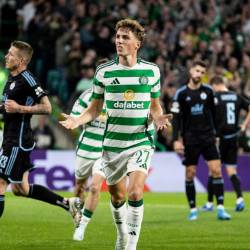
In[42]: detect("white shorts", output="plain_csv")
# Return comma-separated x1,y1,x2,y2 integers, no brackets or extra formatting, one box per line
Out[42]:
101,146,154,185
75,156,106,180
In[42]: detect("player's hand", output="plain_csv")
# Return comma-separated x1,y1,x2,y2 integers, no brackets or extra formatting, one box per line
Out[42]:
59,113,79,129
4,99,21,113
240,123,247,133
173,140,184,155
154,114,173,131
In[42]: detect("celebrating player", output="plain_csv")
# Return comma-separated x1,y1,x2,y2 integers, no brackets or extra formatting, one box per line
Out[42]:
60,19,171,250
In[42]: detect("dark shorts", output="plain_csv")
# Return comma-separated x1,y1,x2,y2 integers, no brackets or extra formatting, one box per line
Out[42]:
219,137,237,166
0,146,34,183
183,143,220,166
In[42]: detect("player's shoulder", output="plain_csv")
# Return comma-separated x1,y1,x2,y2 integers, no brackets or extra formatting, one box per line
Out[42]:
78,88,93,101
201,83,213,92
20,70,38,87
174,85,187,98
95,59,116,74
140,59,160,72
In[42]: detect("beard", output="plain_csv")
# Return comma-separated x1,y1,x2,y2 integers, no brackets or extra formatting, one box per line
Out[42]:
5,62,18,72
191,76,201,85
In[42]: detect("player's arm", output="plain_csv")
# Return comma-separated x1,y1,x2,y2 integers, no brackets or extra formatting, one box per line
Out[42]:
150,97,172,130
60,98,104,130
4,96,52,114
171,96,184,154
239,95,250,131
0,103,5,113
241,106,250,131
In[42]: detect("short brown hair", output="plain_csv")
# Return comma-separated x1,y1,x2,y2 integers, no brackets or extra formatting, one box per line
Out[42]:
11,40,33,64
115,19,145,43
210,76,224,85
191,60,207,69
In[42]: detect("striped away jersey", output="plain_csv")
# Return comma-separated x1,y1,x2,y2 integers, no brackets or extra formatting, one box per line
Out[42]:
71,88,106,159
92,58,160,153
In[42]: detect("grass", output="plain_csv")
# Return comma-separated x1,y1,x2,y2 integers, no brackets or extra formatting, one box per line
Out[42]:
1,192,250,250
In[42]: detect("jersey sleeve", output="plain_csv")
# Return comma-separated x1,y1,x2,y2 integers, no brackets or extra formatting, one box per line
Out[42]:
92,69,104,99
70,91,90,117
171,89,182,141
151,67,161,98
22,71,47,103
239,95,250,111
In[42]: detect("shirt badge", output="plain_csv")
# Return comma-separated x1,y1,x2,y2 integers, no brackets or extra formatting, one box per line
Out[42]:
139,75,149,85
200,92,207,100
10,81,16,90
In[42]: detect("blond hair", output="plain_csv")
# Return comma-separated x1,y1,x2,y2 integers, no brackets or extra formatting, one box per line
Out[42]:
11,40,33,64
115,19,145,43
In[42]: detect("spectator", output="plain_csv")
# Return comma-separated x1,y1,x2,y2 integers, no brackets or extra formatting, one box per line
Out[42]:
33,115,55,149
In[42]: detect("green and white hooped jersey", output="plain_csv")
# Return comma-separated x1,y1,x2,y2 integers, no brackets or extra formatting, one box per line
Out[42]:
92,58,160,153
71,88,106,159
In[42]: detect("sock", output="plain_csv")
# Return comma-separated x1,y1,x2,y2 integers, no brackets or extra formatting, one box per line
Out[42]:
0,195,5,217
127,199,144,250
236,197,244,204
212,177,224,205
230,174,243,198
185,180,196,209
207,176,214,203
76,208,93,238
28,184,69,211
110,200,127,238
81,208,92,226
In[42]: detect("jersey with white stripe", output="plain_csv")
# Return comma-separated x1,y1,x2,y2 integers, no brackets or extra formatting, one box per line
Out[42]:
92,58,160,153
71,88,106,159
2,70,46,149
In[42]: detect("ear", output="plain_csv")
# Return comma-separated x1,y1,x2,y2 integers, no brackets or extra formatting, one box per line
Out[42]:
136,41,141,49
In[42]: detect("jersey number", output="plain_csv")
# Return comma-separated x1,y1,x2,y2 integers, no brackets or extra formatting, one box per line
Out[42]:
226,102,236,125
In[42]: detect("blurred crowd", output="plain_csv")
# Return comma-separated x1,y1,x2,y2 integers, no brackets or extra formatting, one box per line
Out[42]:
1,0,250,152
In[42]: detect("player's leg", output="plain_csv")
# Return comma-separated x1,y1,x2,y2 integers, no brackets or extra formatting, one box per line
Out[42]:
204,153,231,220
201,173,214,211
109,177,128,250
9,148,82,225
73,172,105,241
183,144,199,220
223,138,244,211
125,148,153,250
185,165,197,220
74,156,93,205
0,178,8,217
74,178,88,205
0,146,21,217
126,171,147,250
226,166,244,211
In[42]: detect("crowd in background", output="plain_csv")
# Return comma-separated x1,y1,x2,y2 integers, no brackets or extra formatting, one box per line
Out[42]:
1,0,250,152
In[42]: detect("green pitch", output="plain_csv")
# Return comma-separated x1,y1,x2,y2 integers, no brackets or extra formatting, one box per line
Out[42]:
1,192,250,249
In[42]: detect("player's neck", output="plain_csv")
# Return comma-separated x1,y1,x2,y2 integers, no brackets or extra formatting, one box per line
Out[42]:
119,54,137,67
10,65,27,77
217,86,228,92
188,81,201,90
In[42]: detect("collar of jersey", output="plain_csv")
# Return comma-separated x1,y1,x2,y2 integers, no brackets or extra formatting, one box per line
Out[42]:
115,56,141,65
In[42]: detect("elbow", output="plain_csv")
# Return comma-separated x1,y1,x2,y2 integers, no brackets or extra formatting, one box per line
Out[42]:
46,103,52,114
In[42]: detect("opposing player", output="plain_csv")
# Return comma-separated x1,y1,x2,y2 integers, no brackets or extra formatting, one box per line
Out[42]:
0,40,81,224
60,19,171,250
171,60,231,221
202,76,250,212
70,87,106,241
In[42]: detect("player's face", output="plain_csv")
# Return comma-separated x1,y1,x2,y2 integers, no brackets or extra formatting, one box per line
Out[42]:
189,65,206,84
5,46,23,71
115,28,140,57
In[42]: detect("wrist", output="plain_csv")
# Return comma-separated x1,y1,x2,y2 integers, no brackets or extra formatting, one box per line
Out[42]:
17,105,23,113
